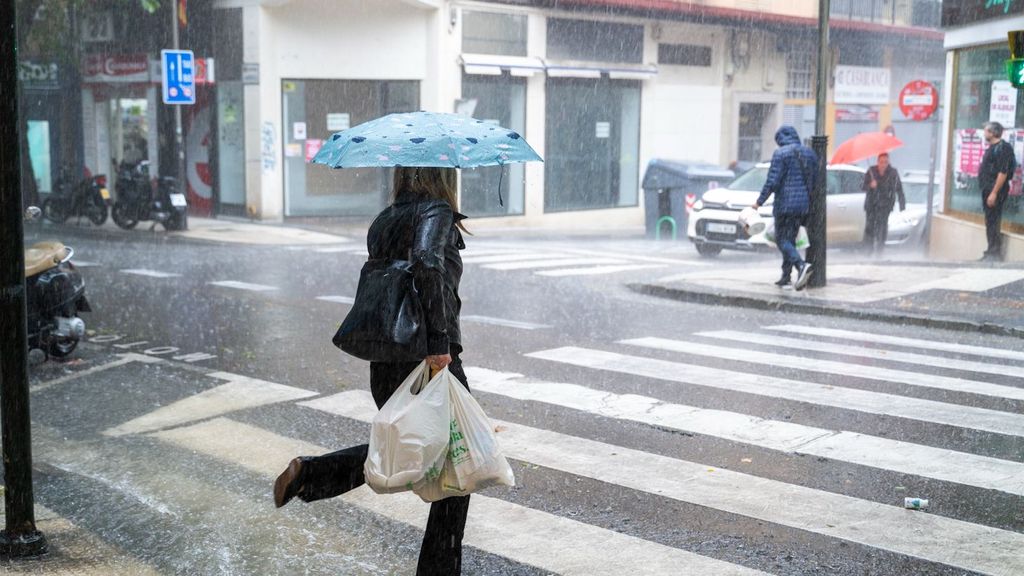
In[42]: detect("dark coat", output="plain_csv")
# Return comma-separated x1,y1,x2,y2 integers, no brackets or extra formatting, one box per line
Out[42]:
861,165,905,213
757,126,817,216
366,191,466,355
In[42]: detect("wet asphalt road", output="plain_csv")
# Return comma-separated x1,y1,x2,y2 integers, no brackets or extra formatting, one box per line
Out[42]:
12,222,1024,576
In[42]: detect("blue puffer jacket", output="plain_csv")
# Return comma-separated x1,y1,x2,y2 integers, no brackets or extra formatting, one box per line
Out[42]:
756,126,818,216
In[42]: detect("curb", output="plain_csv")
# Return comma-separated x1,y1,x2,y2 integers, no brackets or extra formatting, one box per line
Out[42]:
628,282,1024,339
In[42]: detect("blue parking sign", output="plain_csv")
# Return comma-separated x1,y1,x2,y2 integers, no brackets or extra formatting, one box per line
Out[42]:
161,49,195,105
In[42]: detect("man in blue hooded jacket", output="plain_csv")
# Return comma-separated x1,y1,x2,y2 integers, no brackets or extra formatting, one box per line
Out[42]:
752,126,817,290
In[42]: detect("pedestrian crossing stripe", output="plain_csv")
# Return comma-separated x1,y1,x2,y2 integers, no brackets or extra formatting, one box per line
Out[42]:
151,417,769,576
483,257,628,271
300,390,1024,576
697,329,1024,379
535,264,667,277
460,252,567,264
521,344,1024,438
621,337,1024,402
768,325,1024,363
120,269,182,278
477,361,1024,495
208,280,279,292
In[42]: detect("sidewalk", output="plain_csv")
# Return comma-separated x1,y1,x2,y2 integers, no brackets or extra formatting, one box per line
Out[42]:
631,259,1024,338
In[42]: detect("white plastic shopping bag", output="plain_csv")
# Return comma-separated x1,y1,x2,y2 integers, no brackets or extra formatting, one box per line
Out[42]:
764,221,810,250
414,368,515,503
364,361,451,494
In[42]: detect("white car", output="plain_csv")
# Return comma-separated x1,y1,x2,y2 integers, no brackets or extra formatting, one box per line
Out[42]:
687,163,927,256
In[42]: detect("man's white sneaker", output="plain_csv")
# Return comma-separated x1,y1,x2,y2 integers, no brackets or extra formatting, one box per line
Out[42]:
795,263,813,291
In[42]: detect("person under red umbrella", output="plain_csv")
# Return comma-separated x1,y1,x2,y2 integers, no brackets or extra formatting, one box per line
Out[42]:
861,152,906,256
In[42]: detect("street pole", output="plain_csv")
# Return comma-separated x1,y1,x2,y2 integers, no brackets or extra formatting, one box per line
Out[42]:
171,0,188,229
0,1,48,558
807,0,830,288
922,114,940,250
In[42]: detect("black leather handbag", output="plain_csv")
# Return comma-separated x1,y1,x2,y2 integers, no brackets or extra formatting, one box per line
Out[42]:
333,258,428,362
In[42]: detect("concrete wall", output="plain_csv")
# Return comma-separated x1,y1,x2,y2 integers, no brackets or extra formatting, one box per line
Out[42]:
929,214,1024,261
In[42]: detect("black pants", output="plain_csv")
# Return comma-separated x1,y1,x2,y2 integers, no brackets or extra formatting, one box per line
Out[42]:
983,194,1007,258
863,207,889,254
297,354,471,576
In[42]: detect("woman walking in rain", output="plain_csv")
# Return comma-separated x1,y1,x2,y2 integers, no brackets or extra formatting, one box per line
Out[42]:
861,153,905,256
273,166,471,575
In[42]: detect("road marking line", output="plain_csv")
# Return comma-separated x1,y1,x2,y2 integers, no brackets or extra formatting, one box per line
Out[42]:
208,280,279,292
461,253,576,265
505,353,1024,495
461,315,552,330
103,372,318,437
304,390,1024,576
316,295,355,305
698,330,1024,379
908,269,1024,292
120,269,182,278
483,257,629,271
30,353,161,393
536,264,667,277
69,260,101,267
152,417,767,576
622,337,1024,402
767,325,1024,363
518,342,1024,436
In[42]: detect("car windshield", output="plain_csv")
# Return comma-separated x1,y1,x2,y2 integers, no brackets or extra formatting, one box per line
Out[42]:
902,181,931,204
727,167,768,191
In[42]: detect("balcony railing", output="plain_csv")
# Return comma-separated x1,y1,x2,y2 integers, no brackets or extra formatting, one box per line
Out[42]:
830,0,940,29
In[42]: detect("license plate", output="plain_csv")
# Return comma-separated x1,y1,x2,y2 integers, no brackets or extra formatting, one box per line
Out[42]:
706,222,735,234
99,188,110,200
169,193,187,207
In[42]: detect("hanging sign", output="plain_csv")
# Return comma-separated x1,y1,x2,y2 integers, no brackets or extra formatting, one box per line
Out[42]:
898,80,939,121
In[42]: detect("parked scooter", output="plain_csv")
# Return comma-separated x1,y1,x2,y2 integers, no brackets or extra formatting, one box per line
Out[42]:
111,160,188,231
42,171,110,226
23,206,91,362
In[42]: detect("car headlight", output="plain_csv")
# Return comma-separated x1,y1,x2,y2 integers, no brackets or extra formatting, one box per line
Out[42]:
692,199,704,211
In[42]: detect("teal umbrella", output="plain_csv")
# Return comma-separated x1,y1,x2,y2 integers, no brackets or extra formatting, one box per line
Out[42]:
311,111,542,169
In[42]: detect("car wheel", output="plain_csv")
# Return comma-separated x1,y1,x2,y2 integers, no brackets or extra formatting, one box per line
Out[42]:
695,243,722,258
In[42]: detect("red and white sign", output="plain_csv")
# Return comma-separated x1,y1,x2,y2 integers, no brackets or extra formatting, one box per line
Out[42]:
685,192,697,213
305,139,324,162
82,54,149,83
990,81,1017,127
898,80,939,121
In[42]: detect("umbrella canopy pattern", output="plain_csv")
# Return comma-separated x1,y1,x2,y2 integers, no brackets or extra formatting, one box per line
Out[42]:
311,111,542,169
830,132,904,165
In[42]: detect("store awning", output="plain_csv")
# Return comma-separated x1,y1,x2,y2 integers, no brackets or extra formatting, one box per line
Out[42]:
459,54,546,77
544,60,658,80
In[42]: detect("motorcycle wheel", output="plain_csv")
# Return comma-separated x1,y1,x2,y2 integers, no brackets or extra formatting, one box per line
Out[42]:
163,210,186,231
48,336,79,358
112,202,139,230
87,196,108,226
43,197,68,224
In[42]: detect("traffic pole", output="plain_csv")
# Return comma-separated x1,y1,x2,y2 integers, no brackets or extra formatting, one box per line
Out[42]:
807,0,830,288
0,0,49,558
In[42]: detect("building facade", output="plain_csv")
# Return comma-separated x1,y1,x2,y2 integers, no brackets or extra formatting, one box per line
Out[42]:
934,1,1024,261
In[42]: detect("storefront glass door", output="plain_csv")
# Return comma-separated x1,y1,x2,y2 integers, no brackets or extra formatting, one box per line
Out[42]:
544,77,640,212
460,73,527,217
283,79,418,217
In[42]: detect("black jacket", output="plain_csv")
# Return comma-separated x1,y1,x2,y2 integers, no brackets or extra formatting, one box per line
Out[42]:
366,191,466,355
862,166,905,213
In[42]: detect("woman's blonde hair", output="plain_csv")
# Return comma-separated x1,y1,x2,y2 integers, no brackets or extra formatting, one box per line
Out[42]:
392,167,468,232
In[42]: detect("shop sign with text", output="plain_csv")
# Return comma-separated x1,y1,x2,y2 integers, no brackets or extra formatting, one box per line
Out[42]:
834,66,891,105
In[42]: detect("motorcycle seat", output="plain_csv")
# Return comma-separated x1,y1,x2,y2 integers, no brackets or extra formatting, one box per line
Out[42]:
24,241,67,278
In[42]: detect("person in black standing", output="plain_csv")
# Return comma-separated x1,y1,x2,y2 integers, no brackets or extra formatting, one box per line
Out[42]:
273,166,471,576
861,153,905,256
978,121,1017,262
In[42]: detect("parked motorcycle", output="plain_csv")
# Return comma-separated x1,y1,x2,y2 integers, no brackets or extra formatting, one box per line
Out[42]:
23,206,91,361
42,172,110,226
111,160,188,231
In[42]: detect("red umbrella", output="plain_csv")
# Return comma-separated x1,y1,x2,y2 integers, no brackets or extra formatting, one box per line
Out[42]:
830,132,904,165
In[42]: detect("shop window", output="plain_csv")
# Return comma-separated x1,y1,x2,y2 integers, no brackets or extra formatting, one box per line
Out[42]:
657,44,711,67
282,79,418,217
462,11,527,56
545,77,641,212
460,73,527,217
546,18,643,64
950,45,1024,232
785,49,814,100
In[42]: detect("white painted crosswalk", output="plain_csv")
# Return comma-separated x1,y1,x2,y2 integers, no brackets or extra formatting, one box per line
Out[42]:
76,322,1024,575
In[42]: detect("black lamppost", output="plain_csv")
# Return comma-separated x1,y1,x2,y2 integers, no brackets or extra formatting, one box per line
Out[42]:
0,0,48,558
807,0,830,288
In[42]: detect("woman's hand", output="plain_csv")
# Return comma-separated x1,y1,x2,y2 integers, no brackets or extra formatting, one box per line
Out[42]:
426,353,451,374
